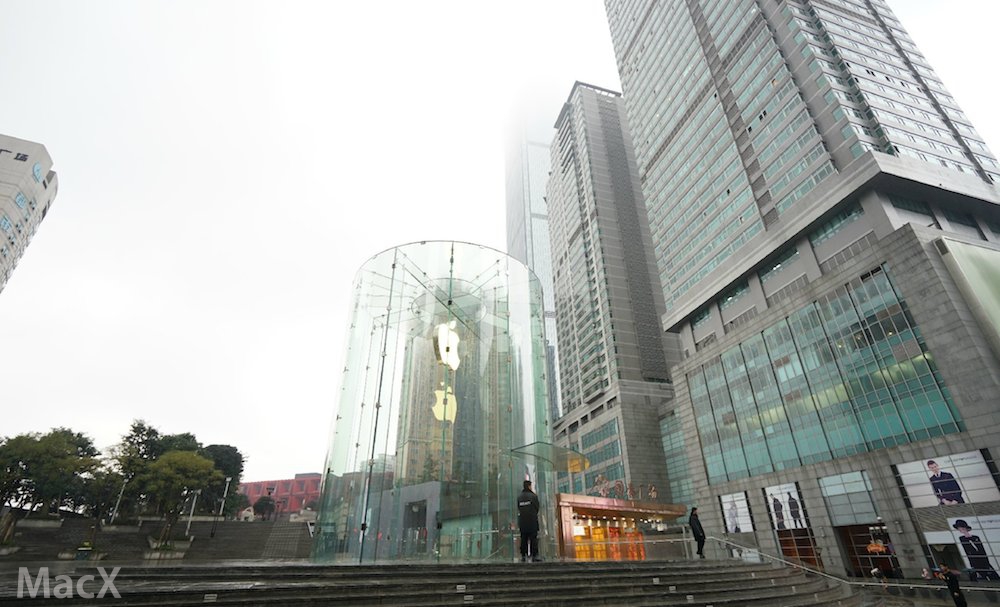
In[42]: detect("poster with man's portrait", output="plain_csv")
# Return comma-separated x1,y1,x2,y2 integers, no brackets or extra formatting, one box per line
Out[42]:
763,483,809,531
719,491,753,534
896,450,1000,508
923,515,1000,582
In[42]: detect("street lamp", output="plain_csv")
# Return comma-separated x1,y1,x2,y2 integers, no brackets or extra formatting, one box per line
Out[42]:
184,489,202,538
276,497,288,522
266,486,276,521
108,477,129,526
210,476,233,538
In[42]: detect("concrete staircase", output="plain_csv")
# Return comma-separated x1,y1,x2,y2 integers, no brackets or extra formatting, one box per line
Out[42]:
260,522,310,559
183,521,311,560
4,518,96,560
0,519,312,563
0,559,862,606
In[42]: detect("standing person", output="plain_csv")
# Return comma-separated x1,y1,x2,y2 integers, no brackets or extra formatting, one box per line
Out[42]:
871,567,888,588
517,480,541,562
689,507,706,559
938,564,968,607
727,502,740,533
772,496,786,530
787,492,802,529
927,460,965,505
953,520,1000,581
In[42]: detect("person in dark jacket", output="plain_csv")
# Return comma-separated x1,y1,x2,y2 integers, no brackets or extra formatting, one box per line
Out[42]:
938,564,968,607
689,507,706,558
517,480,541,562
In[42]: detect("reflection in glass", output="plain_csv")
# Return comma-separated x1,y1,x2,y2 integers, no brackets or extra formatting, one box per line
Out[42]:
690,266,960,483
313,241,554,563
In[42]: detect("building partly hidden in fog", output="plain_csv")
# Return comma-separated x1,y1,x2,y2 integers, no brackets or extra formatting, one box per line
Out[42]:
546,82,683,504
313,241,562,563
505,129,562,423
0,134,57,294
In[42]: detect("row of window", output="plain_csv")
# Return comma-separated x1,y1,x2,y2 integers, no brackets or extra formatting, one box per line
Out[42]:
692,267,961,485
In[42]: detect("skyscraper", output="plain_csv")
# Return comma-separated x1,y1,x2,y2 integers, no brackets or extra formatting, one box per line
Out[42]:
546,82,681,499
606,0,1000,576
506,132,562,421
0,134,57,294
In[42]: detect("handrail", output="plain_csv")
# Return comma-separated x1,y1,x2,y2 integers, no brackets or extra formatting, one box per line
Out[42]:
403,525,1000,597
707,535,850,588
707,534,1000,597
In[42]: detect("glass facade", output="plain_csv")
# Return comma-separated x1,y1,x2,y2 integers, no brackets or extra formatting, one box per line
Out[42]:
819,471,877,527
506,136,562,420
605,0,1000,321
660,411,693,508
690,266,961,485
313,241,553,563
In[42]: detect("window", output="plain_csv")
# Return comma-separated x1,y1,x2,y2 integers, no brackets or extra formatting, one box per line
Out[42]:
760,247,800,283
809,203,865,246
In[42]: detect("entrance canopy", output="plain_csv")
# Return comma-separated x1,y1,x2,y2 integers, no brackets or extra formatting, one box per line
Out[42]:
512,441,589,473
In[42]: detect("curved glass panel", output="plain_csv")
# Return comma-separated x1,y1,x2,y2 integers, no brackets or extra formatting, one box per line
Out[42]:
313,241,554,563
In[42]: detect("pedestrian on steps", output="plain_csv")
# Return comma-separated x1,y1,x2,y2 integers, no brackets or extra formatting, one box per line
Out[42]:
937,564,968,607
689,507,706,559
517,480,542,562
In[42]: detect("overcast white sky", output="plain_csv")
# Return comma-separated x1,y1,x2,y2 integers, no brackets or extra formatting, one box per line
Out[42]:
1,1,997,483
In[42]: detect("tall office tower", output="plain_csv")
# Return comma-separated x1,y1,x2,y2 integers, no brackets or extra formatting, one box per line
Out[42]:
606,0,1000,577
546,82,681,500
506,133,562,421
0,134,57,294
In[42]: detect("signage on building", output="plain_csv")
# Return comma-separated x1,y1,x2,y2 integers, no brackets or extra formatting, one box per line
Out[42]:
0,149,29,162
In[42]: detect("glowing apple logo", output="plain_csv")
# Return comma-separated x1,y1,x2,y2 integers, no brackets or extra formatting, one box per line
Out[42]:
432,385,458,423
434,321,461,371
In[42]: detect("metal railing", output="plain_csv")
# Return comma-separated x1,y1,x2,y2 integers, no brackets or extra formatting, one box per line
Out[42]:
705,534,1000,602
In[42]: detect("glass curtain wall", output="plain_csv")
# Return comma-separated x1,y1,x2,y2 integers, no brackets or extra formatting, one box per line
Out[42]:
690,265,961,485
313,241,553,563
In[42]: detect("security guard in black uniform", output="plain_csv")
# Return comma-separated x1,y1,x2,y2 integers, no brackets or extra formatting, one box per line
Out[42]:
518,480,541,562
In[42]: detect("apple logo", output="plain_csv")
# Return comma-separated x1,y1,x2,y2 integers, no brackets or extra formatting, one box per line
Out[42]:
432,384,458,423
434,320,461,371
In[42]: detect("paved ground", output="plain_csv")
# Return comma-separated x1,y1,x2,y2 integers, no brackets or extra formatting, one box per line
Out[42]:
860,582,994,606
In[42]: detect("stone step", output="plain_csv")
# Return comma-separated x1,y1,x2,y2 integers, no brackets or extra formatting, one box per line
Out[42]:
0,560,859,606
108,559,780,576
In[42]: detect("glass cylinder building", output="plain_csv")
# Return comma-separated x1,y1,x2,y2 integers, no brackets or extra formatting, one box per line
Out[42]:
313,241,556,563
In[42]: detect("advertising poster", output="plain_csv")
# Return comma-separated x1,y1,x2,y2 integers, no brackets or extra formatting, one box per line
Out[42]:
896,450,1000,508
924,515,1000,581
719,491,753,534
763,483,809,530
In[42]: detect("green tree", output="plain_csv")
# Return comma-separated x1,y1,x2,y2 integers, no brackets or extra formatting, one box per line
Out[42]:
199,444,244,515
142,451,221,542
75,466,125,525
28,429,99,515
0,434,37,543
158,433,200,453
0,430,98,541
421,454,436,483
231,492,250,515
0,434,35,510
110,422,202,520
112,420,162,479
253,495,275,520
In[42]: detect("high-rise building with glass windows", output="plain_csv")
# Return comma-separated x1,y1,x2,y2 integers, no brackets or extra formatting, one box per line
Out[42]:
546,82,681,501
0,134,57,294
506,133,562,421
605,0,1000,578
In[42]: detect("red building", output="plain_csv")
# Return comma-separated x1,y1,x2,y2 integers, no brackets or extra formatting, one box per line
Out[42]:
240,473,321,513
